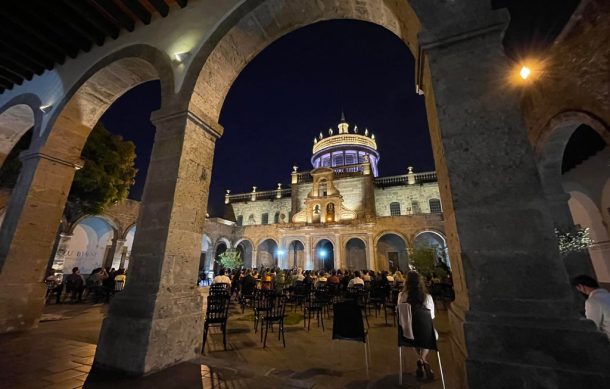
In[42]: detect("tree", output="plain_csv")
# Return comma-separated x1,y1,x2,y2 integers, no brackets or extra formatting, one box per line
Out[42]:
216,249,243,270
67,123,137,216
409,246,447,278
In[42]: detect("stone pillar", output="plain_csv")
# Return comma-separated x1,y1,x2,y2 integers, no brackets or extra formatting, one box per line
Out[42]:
367,234,375,271
93,109,222,375
333,235,342,269
409,1,610,387
251,249,257,269
109,238,126,270
0,150,81,333
304,237,312,270
51,233,73,275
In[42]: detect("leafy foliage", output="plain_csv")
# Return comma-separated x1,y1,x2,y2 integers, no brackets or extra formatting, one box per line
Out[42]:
68,123,137,215
216,249,244,270
410,246,447,278
555,227,592,255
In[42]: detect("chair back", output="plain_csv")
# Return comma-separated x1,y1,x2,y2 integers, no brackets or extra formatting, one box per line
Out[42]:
397,303,437,350
332,301,366,342
241,280,256,296
253,289,273,310
206,294,230,322
114,280,125,292
266,294,287,319
210,283,229,296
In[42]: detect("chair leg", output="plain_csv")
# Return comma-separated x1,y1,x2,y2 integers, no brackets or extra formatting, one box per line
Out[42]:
398,347,402,385
222,323,227,351
202,326,209,354
263,321,269,348
321,312,324,331
364,342,369,377
437,352,447,389
281,322,286,348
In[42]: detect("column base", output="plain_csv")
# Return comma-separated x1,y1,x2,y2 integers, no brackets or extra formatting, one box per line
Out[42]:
449,303,610,388
0,281,46,333
93,288,204,376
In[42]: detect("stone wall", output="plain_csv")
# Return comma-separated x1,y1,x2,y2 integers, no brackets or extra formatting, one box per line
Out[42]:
230,197,292,226
523,0,610,146
374,182,441,216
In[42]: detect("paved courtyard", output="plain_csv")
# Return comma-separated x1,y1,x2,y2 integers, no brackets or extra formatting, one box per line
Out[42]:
0,291,457,388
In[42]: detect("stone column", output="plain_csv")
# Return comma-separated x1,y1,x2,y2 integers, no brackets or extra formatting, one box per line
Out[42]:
251,248,257,269
109,238,126,270
51,233,73,274
304,237,312,270
367,234,375,271
333,235,342,269
0,150,81,333
409,1,610,387
93,109,222,375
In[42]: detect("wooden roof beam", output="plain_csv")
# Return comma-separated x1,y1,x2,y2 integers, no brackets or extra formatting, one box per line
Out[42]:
64,1,121,40
90,0,135,32
122,0,152,24
148,0,169,17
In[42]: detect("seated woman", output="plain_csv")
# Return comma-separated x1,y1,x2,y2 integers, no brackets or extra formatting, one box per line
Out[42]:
397,271,437,380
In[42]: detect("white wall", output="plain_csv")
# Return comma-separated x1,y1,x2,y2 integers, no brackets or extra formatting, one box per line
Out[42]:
63,217,114,275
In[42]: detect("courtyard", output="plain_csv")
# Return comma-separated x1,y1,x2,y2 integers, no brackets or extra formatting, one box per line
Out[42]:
0,290,455,389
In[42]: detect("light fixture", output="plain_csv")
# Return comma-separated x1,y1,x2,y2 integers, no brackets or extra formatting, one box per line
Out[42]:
276,249,285,256
40,104,52,113
319,249,327,258
173,51,191,64
519,66,531,80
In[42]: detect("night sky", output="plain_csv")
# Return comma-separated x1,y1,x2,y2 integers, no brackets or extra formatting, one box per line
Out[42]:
101,20,431,216
100,2,579,217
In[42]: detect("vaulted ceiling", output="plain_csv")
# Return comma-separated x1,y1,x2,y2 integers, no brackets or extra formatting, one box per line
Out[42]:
0,0,188,93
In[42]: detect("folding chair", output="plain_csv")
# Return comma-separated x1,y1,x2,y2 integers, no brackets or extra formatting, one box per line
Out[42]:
332,300,369,373
397,303,446,388
262,294,287,348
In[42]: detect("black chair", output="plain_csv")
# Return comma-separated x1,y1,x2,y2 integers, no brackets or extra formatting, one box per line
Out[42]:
367,285,388,317
202,293,230,353
384,289,400,326
332,301,369,372
304,291,325,331
262,294,287,348
209,283,229,296
290,282,309,311
239,281,256,313
397,303,446,388
253,290,273,339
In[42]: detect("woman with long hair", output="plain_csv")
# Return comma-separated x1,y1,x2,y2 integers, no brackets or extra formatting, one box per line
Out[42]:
398,271,436,380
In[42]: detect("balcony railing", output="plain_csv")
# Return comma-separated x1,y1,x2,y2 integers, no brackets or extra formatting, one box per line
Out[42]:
226,188,291,203
374,171,437,187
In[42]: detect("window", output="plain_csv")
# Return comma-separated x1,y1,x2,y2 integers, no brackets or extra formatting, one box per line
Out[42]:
261,213,269,225
390,202,401,216
236,215,243,226
345,153,356,165
429,198,442,214
411,200,421,214
332,154,344,166
274,212,280,224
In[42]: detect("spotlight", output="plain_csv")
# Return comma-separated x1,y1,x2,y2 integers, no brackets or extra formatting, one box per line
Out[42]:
173,51,191,64
519,66,531,80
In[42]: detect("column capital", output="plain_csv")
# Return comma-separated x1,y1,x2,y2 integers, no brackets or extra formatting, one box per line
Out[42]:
151,109,224,140
19,148,84,170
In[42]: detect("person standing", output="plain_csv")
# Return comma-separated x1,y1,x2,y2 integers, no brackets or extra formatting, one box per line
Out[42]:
65,267,85,303
571,275,610,340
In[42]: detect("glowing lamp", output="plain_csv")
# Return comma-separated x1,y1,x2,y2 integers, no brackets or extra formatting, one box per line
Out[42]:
519,66,531,80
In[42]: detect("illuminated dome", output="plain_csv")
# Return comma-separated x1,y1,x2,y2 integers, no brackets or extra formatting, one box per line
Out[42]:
311,113,380,176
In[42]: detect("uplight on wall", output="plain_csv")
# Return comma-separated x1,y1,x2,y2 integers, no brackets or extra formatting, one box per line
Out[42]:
173,51,191,64
40,104,53,113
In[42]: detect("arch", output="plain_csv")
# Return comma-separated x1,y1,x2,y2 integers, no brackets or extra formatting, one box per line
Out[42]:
0,94,42,167
344,237,367,271
34,45,173,162
122,224,137,271
286,239,305,270
122,223,137,240
314,238,334,271
413,230,449,268
184,1,420,124
235,238,254,268
59,215,117,275
375,232,409,272
256,238,278,269
215,236,232,250
68,214,119,237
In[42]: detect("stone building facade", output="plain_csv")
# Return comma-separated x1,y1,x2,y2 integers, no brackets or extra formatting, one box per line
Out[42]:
211,116,448,273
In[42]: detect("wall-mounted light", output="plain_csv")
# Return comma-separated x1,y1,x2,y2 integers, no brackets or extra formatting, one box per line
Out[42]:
173,51,191,64
40,104,53,113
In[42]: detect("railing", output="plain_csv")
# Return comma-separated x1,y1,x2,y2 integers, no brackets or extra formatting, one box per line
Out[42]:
296,171,312,183
227,188,291,203
312,134,377,154
296,163,366,183
374,171,437,187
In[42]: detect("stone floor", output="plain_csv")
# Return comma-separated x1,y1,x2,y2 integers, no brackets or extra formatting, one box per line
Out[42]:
0,292,458,388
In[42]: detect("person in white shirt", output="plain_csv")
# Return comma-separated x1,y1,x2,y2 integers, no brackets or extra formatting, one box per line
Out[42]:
294,269,305,282
348,271,365,288
212,269,231,285
572,275,610,340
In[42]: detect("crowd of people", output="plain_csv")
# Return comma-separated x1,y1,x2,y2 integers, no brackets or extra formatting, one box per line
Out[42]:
45,266,127,304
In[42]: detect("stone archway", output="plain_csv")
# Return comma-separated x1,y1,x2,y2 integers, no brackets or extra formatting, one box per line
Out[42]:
375,232,409,272
314,238,334,271
0,97,40,167
256,238,278,269
286,239,305,270
345,237,367,271
235,238,254,268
